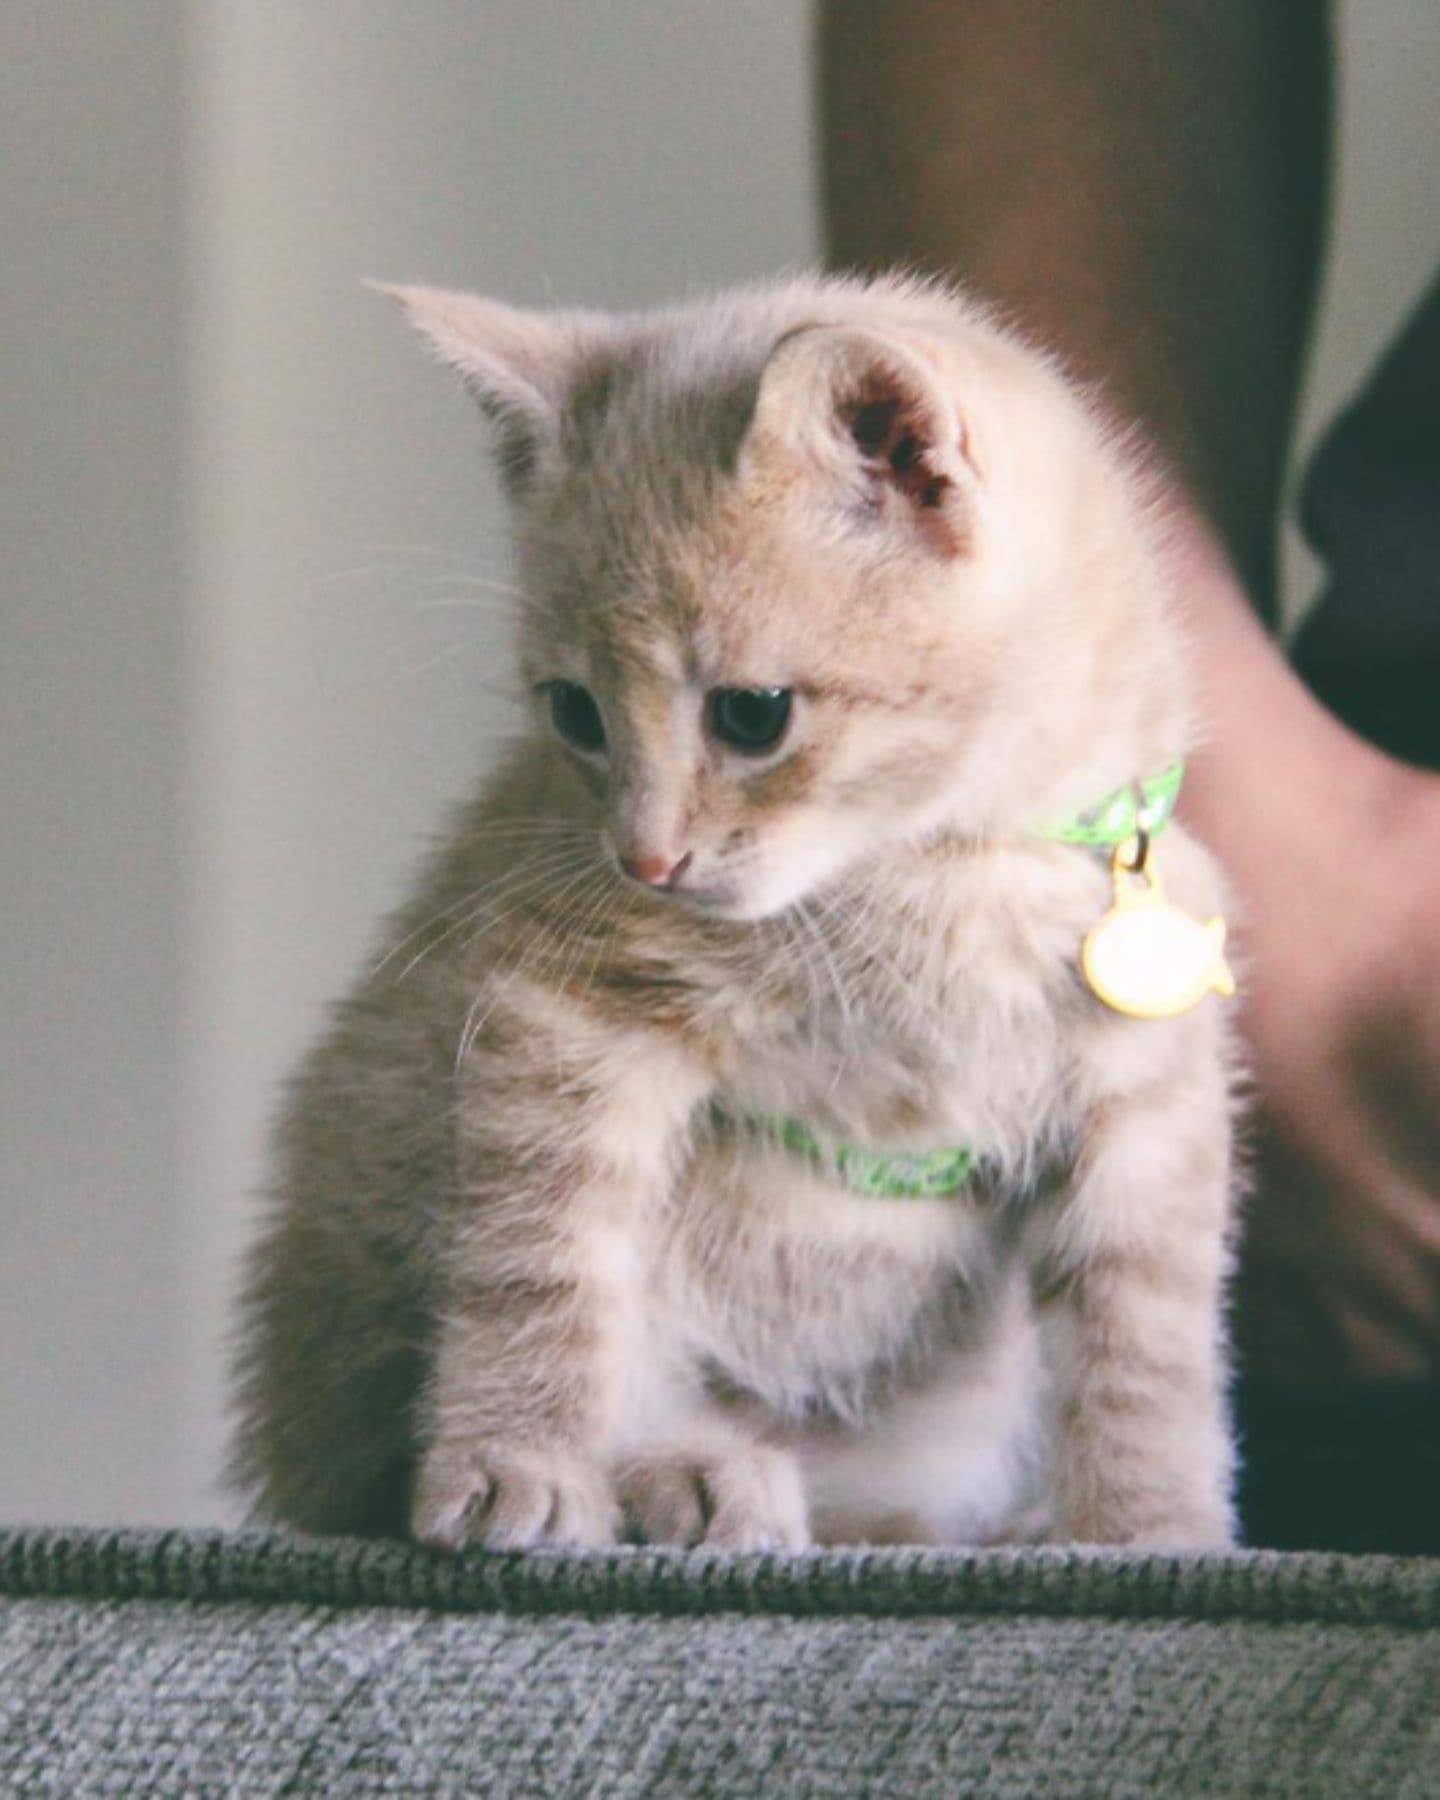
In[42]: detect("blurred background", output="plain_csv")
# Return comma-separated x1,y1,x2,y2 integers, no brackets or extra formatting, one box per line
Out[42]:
3,2,1438,1529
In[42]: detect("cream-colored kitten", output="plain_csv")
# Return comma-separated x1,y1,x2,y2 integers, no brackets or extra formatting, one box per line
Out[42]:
232,273,1240,1551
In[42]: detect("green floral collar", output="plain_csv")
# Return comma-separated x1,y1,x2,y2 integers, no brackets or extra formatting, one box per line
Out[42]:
1043,761,1184,849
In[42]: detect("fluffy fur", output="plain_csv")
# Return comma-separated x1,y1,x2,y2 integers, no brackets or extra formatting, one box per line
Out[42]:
232,272,1240,1550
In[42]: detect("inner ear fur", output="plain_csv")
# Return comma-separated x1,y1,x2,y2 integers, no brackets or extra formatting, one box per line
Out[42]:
745,324,974,555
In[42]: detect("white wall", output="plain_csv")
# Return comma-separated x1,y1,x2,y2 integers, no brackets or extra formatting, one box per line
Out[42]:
2,2,1437,1527
1,3,187,1525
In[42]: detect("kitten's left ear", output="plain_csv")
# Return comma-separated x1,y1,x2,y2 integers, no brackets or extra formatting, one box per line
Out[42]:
741,324,976,556
369,282,608,492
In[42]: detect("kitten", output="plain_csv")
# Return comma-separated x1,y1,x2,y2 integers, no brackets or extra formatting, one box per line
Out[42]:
231,272,1240,1550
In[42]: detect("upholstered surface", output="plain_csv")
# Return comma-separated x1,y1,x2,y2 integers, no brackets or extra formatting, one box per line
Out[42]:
2,1528,1437,1795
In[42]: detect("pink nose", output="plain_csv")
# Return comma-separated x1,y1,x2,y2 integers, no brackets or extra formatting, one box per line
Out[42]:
619,851,693,891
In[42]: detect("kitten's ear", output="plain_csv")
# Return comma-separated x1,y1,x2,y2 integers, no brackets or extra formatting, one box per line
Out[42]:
369,282,604,492
741,325,974,556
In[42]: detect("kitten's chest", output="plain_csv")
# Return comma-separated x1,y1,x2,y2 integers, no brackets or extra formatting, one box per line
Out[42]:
722,848,1104,1177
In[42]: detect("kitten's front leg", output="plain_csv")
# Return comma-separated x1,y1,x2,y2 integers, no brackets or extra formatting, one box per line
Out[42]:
1044,1044,1238,1549
413,987,711,1551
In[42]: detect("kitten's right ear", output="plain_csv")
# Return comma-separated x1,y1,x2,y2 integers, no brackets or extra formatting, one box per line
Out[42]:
741,323,976,557
369,282,605,492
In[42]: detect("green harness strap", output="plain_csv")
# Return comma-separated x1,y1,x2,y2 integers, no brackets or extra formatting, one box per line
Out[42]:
742,761,1185,1200
747,1113,976,1200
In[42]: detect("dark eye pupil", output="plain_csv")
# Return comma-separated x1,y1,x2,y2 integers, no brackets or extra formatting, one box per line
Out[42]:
549,681,606,752
710,687,792,753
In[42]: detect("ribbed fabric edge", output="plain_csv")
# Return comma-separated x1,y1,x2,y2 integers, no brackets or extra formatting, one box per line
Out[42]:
1,1528,1437,1630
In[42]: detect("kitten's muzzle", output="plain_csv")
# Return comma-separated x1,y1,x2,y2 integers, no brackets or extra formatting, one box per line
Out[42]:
618,850,693,893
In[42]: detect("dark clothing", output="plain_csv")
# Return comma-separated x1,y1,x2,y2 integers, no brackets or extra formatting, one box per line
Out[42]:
1294,275,1440,768
1239,1380,1440,1555
1239,276,1440,1555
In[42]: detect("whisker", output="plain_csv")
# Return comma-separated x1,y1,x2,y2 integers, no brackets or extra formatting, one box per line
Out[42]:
553,866,619,984
452,850,603,955
454,861,607,1071
320,539,475,561
772,907,823,1040
333,624,520,699
798,898,856,1095
535,871,624,1082
393,638,482,684
306,561,490,597
454,856,605,1048
576,881,637,1008
382,859,584,987
411,572,526,598
408,595,519,615
375,837,596,983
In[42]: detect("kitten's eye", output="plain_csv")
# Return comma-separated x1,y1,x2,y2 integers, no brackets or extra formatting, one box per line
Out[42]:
547,681,607,753
709,687,793,755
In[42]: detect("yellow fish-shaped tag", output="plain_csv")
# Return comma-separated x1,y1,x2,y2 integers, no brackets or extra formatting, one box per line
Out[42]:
1081,839,1235,1020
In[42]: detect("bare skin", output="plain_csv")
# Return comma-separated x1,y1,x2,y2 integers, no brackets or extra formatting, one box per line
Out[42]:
821,0,1440,1381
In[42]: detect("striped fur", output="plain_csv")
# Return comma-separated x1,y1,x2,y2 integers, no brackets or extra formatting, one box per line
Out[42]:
231,274,1241,1550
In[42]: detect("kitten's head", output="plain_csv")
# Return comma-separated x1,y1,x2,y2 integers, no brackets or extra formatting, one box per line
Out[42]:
385,275,1181,920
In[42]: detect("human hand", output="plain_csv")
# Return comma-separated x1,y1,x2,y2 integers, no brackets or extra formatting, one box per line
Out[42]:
1177,517,1440,1383
1235,759,1440,1381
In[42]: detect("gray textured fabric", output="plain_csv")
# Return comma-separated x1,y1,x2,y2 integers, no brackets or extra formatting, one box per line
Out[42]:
2,1529,1438,1796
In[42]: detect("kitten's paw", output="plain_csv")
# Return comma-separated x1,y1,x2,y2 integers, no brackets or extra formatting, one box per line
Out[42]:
1114,1508,1235,1552
1054,1492,1236,1551
618,1442,810,1551
412,1440,620,1552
